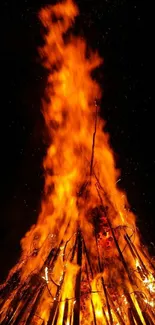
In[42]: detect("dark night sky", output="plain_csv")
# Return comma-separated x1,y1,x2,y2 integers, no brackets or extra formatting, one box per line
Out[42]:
0,0,154,282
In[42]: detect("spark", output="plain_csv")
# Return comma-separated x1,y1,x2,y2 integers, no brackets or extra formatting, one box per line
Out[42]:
116,178,121,184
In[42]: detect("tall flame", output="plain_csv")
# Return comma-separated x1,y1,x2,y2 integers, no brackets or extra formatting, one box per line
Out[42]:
0,1,154,324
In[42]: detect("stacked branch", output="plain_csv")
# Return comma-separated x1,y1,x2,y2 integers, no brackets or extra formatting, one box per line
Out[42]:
0,195,155,324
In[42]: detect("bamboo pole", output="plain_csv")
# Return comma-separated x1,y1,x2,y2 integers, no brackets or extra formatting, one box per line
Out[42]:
11,291,37,325
125,291,144,325
85,262,97,325
47,228,78,325
142,311,154,325
107,292,126,325
96,187,134,286
25,285,45,325
73,231,82,325
128,308,137,325
124,234,148,276
47,280,64,325
94,226,113,325
62,299,69,325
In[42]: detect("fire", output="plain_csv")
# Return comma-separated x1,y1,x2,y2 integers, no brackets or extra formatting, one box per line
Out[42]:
143,274,155,293
0,0,155,324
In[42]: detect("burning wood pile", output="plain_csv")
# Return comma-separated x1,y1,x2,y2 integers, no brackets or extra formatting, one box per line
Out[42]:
0,0,155,324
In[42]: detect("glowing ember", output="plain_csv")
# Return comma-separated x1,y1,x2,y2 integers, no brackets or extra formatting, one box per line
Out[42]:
0,0,154,324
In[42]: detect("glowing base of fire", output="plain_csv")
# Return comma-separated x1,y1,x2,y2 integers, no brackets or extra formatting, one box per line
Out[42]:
0,205,155,325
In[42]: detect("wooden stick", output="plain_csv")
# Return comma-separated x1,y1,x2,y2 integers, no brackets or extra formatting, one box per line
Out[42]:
128,308,136,325
90,102,98,178
73,231,82,325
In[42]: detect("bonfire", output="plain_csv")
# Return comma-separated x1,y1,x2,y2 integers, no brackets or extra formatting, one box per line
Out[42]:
0,0,154,324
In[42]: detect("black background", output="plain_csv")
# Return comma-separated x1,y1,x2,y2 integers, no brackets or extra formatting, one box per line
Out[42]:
0,0,154,282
